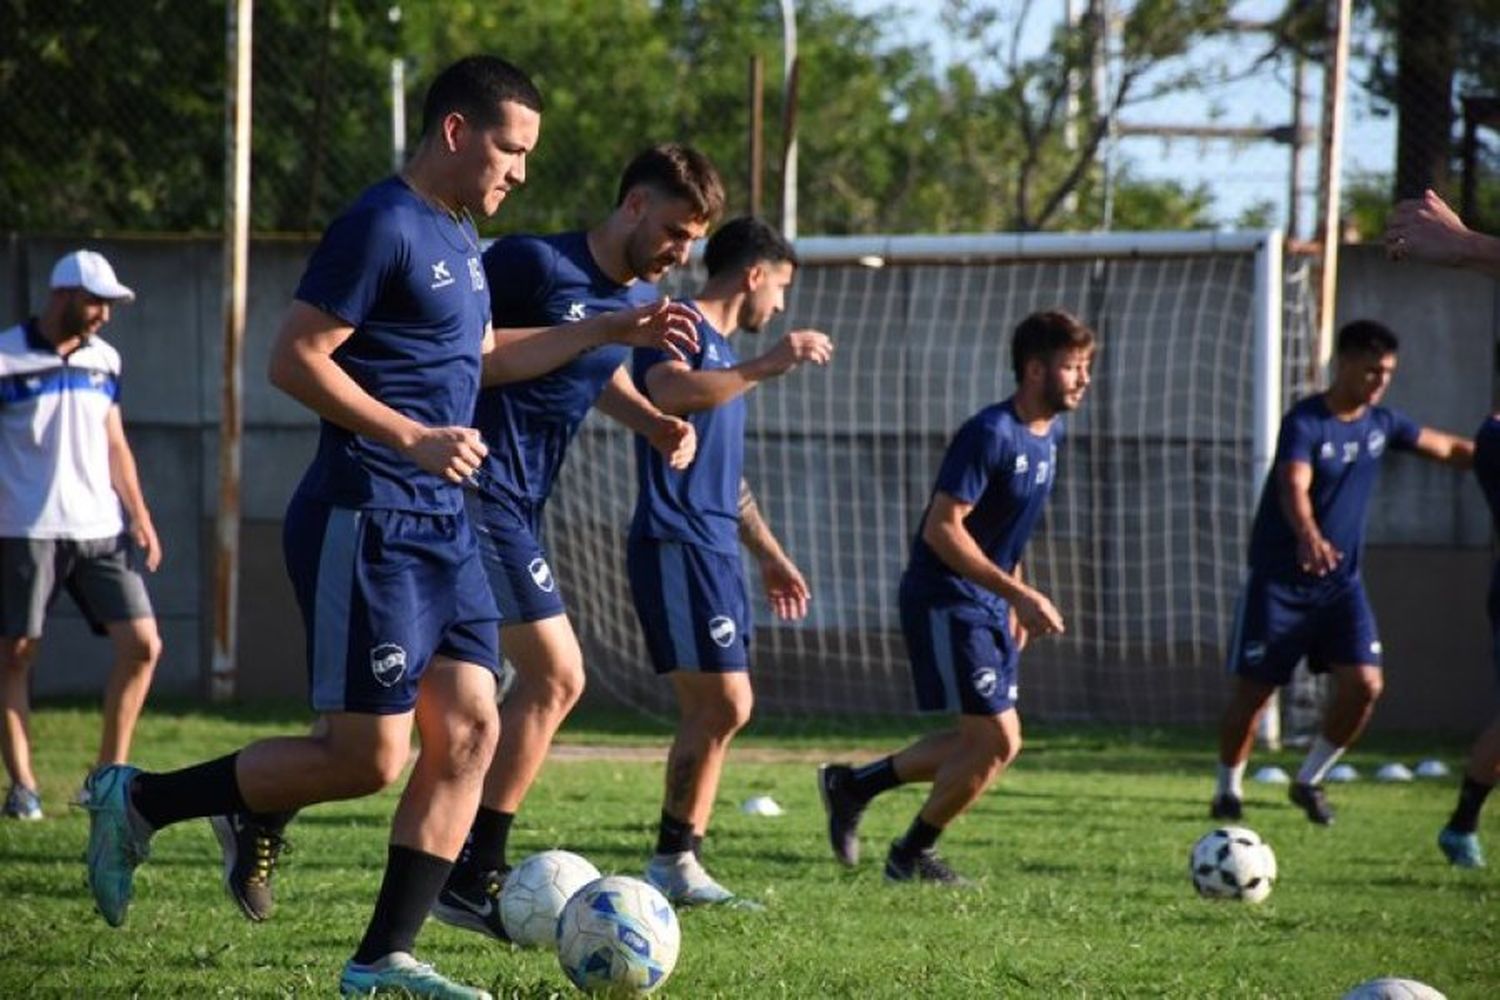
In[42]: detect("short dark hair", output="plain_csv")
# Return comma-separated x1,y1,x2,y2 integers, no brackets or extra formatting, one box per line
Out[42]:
1011,310,1096,382
420,55,543,138
1336,319,1399,358
616,144,725,223
703,216,797,278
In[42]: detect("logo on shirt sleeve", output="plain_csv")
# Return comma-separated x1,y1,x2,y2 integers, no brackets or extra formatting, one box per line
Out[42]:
527,557,556,593
1367,429,1387,457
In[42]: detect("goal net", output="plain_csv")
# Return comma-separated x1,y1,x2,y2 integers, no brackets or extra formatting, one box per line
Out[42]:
544,231,1318,724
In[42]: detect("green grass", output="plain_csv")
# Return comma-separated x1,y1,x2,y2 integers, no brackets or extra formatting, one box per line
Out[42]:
2,702,1496,998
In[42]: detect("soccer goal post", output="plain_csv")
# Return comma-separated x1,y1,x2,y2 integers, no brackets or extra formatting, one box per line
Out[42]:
546,230,1317,725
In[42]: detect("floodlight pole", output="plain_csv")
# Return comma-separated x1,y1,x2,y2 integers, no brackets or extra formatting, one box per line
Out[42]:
212,0,253,702
779,0,798,239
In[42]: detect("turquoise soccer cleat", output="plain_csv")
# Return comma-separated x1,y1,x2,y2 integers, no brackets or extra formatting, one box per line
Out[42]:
1438,825,1485,868
338,952,493,999
82,764,152,926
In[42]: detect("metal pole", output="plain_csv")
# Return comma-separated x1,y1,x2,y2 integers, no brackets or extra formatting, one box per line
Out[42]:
390,4,405,172
749,55,764,217
213,0,253,702
1288,54,1305,240
1252,228,1285,751
1314,0,1351,371
779,0,798,239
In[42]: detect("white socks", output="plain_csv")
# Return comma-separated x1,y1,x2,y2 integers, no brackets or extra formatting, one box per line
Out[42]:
1216,762,1246,798
1296,736,1345,786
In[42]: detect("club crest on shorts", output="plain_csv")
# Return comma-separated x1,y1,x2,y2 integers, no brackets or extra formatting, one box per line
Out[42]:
528,557,555,593
1243,641,1266,666
974,667,998,698
708,615,737,648
370,643,408,687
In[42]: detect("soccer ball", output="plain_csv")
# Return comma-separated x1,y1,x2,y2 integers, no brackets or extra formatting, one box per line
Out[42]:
1341,978,1448,1000
499,850,601,948
1189,826,1277,903
556,875,681,995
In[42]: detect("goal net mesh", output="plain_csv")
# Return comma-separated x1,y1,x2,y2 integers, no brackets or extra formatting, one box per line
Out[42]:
543,235,1318,724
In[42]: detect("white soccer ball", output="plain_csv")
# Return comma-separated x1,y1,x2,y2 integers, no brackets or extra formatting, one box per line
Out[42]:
499,850,601,949
556,875,681,995
1189,826,1277,903
1341,977,1448,1000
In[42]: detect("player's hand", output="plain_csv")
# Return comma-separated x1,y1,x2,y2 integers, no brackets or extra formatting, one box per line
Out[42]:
759,554,810,621
1009,604,1029,652
1012,588,1064,638
405,426,488,484
609,299,700,360
1296,533,1342,576
1385,189,1470,266
649,414,697,470
758,329,834,378
132,519,162,572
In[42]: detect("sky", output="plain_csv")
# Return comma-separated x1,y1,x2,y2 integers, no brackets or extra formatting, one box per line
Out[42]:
842,0,1395,236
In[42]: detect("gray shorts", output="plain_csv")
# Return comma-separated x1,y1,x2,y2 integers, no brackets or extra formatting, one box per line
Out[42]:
0,536,155,639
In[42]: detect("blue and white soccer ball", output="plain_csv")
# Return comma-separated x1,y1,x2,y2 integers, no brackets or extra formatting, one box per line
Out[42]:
1341,977,1448,1000
556,875,681,995
1190,826,1277,903
499,849,601,949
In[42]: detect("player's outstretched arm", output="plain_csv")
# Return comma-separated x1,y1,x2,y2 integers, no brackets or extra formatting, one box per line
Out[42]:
595,366,696,470
481,300,700,386
1412,427,1476,469
104,404,162,571
738,479,809,621
269,300,486,483
1275,460,1341,576
1386,189,1500,279
922,494,1064,638
643,329,833,416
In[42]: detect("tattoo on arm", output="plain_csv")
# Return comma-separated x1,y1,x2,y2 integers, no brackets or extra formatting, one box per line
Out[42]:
737,478,778,557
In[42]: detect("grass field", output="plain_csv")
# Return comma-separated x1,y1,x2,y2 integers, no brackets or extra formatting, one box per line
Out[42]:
1,702,1496,998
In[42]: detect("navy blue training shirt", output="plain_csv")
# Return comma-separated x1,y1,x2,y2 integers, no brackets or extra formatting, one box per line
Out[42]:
905,400,1063,614
472,231,660,506
629,306,746,555
1247,394,1421,581
292,176,489,514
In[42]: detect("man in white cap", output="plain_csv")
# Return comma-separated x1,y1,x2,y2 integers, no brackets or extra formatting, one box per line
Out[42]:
0,249,162,821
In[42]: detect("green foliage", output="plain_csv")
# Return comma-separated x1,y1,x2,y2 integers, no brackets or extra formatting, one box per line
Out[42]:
0,0,1288,237
2,705,1496,997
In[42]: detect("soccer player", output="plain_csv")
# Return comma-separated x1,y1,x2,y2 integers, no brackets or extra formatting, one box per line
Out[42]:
817,310,1093,884
82,55,541,999
628,216,831,904
1208,319,1473,827
1386,189,1500,867
1,251,162,822
429,145,724,939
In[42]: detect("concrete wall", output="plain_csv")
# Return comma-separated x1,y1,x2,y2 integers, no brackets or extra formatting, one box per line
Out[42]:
4,238,1496,733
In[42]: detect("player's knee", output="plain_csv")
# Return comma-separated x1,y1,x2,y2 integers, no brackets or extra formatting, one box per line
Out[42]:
439,699,500,776
541,661,585,714
116,625,162,667
0,638,37,674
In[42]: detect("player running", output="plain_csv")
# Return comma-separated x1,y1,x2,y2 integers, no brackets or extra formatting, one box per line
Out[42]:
429,145,726,940
818,310,1094,883
1208,319,1472,826
83,55,541,999
627,216,830,904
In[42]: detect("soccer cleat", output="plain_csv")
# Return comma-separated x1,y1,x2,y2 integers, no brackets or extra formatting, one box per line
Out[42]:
645,850,737,906
3,784,42,821
82,764,153,926
817,763,867,866
1437,826,1485,868
1288,782,1335,825
338,951,492,999
211,812,291,922
431,866,511,942
883,843,973,887
1209,793,1243,821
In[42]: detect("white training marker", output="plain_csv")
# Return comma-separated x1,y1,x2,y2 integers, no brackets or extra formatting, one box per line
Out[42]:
1326,763,1360,783
1375,762,1414,782
740,795,784,817
1414,759,1450,779
1252,766,1291,784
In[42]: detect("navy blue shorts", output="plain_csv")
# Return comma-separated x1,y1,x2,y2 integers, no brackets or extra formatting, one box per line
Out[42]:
466,490,567,625
900,581,1018,716
283,495,501,715
1226,572,1382,686
626,536,750,674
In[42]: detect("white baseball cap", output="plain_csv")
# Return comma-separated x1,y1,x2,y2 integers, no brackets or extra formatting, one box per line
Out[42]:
50,250,135,303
